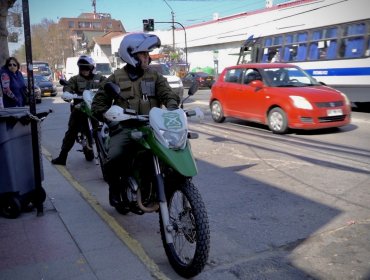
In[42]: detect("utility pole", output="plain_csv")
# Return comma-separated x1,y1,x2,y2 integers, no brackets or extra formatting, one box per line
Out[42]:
22,0,44,216
92,0,96,14
163,0,175,50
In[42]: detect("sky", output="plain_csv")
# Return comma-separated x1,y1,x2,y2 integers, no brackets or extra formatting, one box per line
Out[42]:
27,0,289,32
8,0,289,54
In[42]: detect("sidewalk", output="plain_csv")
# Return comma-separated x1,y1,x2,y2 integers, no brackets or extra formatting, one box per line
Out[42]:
0,155,164,280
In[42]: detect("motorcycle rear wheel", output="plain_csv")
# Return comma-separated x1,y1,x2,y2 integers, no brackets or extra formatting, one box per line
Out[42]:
159,179,210,278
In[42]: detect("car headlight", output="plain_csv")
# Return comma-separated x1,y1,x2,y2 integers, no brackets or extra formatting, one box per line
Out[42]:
289,95,313,110
339,92,350,106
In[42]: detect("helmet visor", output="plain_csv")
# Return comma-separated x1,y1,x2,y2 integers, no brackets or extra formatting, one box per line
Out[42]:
79,65,94,71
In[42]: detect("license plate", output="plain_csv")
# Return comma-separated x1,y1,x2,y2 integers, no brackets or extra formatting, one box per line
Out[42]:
44,92,51,96
327,109,342,116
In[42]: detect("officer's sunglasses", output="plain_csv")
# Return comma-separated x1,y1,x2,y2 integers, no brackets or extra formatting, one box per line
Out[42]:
8,63,17,67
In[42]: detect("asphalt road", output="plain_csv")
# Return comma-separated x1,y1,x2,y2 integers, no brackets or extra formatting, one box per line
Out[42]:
39,89,370,279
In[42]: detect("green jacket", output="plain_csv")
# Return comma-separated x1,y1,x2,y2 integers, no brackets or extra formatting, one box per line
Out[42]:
91,67,180,122
64,73,106,95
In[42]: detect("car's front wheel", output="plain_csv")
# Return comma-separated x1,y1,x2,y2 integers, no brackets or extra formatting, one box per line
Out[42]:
267,107,288,134
211,100,225,123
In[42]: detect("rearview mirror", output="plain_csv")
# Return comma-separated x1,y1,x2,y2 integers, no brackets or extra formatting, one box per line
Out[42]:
59,79,68,86
188,82,199,96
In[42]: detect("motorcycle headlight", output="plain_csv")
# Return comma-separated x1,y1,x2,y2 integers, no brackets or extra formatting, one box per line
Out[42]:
158,129,187,150
289,95,313,110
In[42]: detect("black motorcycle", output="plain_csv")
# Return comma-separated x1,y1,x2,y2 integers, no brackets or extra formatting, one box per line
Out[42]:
59,79,98,163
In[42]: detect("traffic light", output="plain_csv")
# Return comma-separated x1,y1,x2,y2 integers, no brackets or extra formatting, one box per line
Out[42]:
143,19,154,32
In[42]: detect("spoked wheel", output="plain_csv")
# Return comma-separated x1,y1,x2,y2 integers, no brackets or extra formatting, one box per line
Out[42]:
0,194,22,219
159,180,210,278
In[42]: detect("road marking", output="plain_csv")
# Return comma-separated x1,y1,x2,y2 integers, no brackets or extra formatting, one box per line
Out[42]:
42,147,170,280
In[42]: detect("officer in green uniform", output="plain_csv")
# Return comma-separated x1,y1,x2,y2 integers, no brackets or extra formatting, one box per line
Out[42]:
91,33,180,207
51,55,106,165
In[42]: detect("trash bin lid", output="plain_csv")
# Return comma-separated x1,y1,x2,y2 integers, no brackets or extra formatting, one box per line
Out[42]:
0,107,52,121
0,107,30,120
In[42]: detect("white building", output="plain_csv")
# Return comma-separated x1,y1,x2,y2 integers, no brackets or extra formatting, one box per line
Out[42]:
109,0,368,74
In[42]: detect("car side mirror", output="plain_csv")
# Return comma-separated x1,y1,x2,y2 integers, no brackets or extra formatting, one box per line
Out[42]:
249,80,264,91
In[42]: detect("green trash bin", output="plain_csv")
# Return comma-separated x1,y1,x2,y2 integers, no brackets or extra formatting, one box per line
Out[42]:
0,107,48,218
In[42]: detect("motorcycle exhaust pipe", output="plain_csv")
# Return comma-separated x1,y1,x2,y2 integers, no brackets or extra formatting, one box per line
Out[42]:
137,188,159,213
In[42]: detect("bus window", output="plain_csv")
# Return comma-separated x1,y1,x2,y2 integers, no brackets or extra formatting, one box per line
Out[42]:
297,32,308,42
282,45,297,62
366,37,370,56
326,27,338,38
340,23,366,58
263,47,281,63
308,43,318,60
344,23,366,36
262,37,281,62
296,44,308,61
341,37,365,58
273,36,283,45
326,40,337,59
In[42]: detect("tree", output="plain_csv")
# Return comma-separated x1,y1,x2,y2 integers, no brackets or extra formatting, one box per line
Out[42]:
13,19,74,71
0,0,17,65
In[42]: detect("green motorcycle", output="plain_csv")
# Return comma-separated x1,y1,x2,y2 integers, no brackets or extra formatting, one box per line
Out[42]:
102,82,210,278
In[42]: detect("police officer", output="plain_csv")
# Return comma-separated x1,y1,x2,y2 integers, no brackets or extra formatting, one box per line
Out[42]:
91,33,180,207
52,55,106,165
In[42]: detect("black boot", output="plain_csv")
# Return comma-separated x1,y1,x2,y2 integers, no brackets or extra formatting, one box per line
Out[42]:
51,150,68,165
108,179,121,207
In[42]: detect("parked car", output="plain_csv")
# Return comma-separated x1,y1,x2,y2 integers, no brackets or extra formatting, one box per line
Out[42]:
210,63,351,134
148,63,184,100
23,77,42,104
34,75,57,97
182,72,215,89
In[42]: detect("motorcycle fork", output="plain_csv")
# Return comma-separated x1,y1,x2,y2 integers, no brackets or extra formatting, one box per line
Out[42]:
153,155,174,244
86,118,99,165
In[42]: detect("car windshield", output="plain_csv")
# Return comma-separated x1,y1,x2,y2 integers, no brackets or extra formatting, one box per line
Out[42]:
34,66,51,76
34,75,50,83
148,64,171,75
261,66,320,87
96,63,112,75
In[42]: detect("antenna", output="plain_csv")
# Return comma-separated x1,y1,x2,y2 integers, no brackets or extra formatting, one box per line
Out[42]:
92,0,96,14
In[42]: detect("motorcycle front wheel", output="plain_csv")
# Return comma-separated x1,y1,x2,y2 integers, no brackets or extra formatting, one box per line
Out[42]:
159,179,210,278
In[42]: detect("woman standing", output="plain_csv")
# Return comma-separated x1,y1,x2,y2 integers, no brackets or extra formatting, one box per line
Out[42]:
0,57,27,108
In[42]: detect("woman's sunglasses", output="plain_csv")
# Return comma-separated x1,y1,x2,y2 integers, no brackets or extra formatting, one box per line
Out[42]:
8,63,17,67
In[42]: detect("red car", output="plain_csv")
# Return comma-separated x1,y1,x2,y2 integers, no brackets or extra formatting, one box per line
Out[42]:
210,63,351,134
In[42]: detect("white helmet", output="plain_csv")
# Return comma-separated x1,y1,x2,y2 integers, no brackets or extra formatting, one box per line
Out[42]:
118,33,161,68
77,55,96,71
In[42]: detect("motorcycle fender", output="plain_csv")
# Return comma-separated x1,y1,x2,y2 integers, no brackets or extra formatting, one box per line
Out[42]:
147,134,198,177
